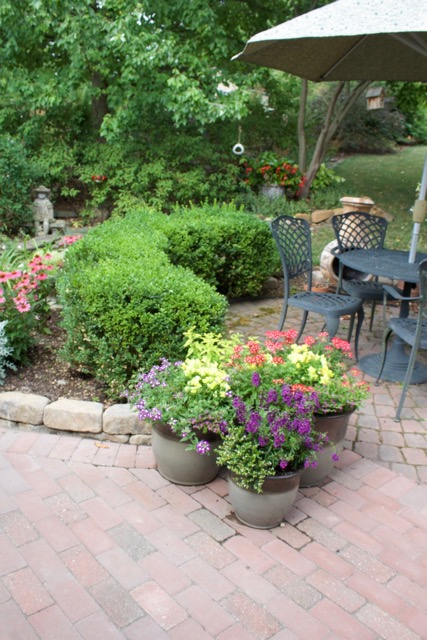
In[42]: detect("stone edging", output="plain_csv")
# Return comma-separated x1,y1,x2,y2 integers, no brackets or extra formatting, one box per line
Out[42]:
0,392,151,445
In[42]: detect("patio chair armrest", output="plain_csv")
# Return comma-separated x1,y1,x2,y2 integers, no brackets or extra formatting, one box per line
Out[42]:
382,284,420,302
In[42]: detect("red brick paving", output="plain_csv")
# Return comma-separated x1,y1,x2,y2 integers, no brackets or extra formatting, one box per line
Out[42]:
0,299,427,638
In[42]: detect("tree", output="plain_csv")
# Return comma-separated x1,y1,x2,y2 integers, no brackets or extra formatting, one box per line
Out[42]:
298,79,370,197
0,0,298,140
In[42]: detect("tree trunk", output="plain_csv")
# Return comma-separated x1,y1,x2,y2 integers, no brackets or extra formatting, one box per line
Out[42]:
91,71,109,136
299,80,371,199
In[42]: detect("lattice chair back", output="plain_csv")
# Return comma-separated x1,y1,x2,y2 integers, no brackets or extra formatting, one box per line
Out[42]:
270,215,365,356
332,212,388,253
270,215,312,284
332,212,389,331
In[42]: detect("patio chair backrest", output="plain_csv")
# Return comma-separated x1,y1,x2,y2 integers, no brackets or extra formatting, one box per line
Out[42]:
332,212,388,253
270,215,312,281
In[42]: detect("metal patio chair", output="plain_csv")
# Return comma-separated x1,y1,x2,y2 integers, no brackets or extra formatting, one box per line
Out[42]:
375,258,427,421
270,215,364,359
332,211,389,331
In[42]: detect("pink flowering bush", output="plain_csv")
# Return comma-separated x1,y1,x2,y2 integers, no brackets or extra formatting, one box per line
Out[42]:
58,234,82,247
0,253,55,364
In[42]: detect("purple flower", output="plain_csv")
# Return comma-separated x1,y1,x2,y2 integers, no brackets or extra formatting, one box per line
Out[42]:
258,435,269,446
252,372,261,388
232,396,247,423
279,459,288,469
332,453,340,462
195,440,211,455
296,418,311,435
246,411,262,433
266,389,278,405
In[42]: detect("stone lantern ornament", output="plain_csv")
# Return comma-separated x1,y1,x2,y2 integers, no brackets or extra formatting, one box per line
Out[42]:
32,185,55,236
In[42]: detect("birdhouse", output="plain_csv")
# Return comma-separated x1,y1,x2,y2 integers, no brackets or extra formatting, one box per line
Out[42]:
366,86,385,110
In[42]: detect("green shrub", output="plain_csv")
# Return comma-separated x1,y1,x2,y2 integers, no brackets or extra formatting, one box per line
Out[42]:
0,137,41,236
144,203,276,298
57,214,228,397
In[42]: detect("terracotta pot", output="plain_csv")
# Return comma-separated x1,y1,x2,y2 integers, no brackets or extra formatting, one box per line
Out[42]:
300,411,353,487
227,469,302,529
151,422,220,486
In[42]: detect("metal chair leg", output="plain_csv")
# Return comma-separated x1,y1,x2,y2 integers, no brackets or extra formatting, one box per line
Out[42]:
324,316,340,339
369,300,376,331
277,301,288,331
353,306,365,361
395,331,423,421
295,311,309,342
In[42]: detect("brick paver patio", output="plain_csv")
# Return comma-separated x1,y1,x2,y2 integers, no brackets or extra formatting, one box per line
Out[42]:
0,297,426,639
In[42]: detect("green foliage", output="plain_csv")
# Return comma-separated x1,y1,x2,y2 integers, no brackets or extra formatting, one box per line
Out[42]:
56,211,229,397
310,163,345,191
336,94,406,154
146,203,276,298
0,136,41,236
386,82,427,143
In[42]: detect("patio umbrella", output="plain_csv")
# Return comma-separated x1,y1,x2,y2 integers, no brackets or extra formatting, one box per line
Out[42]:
233,0,427,261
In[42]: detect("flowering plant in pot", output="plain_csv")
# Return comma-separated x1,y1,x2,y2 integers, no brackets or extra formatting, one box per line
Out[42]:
242,153,306,198
255,330,370,415
126,329,234,453
222,330,371,491
216,344,328,527
216,379,326,493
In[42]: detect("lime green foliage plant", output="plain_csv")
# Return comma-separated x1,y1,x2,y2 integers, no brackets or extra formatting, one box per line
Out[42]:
126,329,235,453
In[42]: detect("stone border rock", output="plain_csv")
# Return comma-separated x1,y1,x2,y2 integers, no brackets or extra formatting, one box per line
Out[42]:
0,392,151,445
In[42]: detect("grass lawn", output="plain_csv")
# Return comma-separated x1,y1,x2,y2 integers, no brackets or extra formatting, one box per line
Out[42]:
333,144,427,252
309,145,427,265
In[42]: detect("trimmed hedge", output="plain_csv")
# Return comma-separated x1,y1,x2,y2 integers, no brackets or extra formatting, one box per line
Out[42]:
147,202,276,298
57,205,276,397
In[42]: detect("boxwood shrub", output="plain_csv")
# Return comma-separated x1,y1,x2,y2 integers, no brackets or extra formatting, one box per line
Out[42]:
58,262,227,397
57,204,275,397
147,202,276,298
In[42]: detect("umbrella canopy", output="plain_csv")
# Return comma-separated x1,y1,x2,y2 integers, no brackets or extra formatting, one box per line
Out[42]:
234,0,427,261
233,0,427,82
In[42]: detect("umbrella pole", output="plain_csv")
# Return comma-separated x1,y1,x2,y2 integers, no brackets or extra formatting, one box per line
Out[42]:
408,153,427,263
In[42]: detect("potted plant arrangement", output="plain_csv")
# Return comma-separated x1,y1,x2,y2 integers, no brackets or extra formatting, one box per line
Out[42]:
223,330,370,490
126,329,234,486
215,338,330,528
242,152,306,199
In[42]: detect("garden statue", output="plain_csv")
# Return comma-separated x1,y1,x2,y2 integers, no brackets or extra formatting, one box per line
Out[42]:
33,185,55,236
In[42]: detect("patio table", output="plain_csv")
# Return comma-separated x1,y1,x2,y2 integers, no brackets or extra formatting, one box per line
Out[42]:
338,248,427,383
